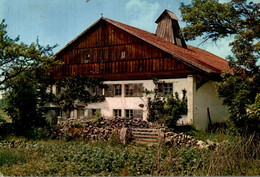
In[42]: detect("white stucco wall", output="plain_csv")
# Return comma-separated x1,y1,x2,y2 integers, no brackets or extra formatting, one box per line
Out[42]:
193,80,228,130
50,76,228,130
86,78,191,120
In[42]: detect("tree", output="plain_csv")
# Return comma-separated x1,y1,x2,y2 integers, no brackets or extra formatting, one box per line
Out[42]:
180,0,259,133
54,75,105,119
0,20,56,90
4,68,52,134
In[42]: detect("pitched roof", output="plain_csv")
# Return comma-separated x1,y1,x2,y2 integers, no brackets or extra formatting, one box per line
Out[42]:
155,9,179,23
56,17,229,74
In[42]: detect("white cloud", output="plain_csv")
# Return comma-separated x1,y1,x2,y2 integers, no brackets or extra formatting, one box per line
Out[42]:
125,0,161,33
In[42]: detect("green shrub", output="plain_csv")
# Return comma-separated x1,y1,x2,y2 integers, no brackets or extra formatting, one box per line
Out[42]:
0,149,27,167
0,134,259,176
107,129,121,147
146,79,187,128
27,127,51,140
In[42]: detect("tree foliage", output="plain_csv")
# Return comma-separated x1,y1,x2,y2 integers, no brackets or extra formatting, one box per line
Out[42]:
4,69,52,134
180,0,260,133
0,20,57,90
54,75,105,119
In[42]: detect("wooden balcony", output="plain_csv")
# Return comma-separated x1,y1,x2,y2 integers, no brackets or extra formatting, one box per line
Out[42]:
51,57,194,80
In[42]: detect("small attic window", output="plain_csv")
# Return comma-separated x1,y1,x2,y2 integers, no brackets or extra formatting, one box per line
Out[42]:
120,51,126,59
85,53,90,63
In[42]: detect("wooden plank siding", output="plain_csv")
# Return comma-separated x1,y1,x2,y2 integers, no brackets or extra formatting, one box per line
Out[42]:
52,21,194,80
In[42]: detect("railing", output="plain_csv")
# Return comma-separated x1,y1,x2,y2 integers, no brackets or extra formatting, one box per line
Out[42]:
52,57,183,78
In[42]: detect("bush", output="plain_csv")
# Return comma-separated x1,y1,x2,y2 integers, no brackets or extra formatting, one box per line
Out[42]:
147,81,187,128
27,127,52,140
0,149,27,167
164,91,187,128
0,133,259,176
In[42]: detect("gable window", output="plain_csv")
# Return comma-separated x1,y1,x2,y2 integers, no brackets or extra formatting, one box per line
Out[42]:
158,83,173,96
120,51,126,59
113,109,122,117
85,53,90,63
114,84,122,96
125,84,134,96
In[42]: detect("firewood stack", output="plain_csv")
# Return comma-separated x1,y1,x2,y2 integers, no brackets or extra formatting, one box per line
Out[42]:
55,117,163,141
98,117,159,129
164,132,198,147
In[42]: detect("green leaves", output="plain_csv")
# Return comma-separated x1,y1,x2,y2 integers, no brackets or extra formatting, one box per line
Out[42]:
0,20,57,90
4,69,52,134
181,0,260,134
147,79,187,128
54,75,105,118
180,0,238,41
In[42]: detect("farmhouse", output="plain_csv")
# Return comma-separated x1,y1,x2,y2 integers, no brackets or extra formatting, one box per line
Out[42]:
50,10,229,130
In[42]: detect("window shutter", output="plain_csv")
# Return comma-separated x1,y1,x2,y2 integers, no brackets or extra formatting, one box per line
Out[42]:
125,84,130,97
133,84,138,97
87,109,92,117
137,83,143,97
157,83,164,97
105,85,114,97
133,110,143,118
97,87,103,95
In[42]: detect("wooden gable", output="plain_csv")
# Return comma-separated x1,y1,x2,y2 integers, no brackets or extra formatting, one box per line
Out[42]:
52,19,195,80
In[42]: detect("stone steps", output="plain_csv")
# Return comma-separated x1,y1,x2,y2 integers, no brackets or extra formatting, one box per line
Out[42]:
132,128,164,145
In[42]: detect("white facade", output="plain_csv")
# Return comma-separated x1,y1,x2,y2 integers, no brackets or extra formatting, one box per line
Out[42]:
76,75,228,130
51,75,228,129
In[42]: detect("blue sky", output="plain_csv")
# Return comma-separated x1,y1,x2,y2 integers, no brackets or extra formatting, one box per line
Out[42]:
0,0,236,59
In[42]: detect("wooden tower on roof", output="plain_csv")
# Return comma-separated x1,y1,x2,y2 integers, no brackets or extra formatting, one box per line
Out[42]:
155,9,187,48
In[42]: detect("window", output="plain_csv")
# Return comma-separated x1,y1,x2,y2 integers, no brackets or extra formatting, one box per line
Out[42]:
105,84,141,97
114,85,122,96
113,109,122,117
124,83,143,97
77,109,84,119
120,51,126,59
86,53,90,61
83,53,90,63
56,86,61,95
88,109,101,117
125,109,143,118
125,109,134,118
92,109,101,116
89,86,103,95
125,84,134,96
158,83,173,96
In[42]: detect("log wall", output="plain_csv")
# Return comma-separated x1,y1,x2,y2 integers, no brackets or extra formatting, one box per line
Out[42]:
52,21,194,80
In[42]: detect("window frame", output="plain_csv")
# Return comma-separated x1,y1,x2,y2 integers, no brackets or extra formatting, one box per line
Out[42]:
125,109,134,118
125,84,134,96
113,109,122,117
158,83,173,96
120,51,126,59
114,84,122,96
